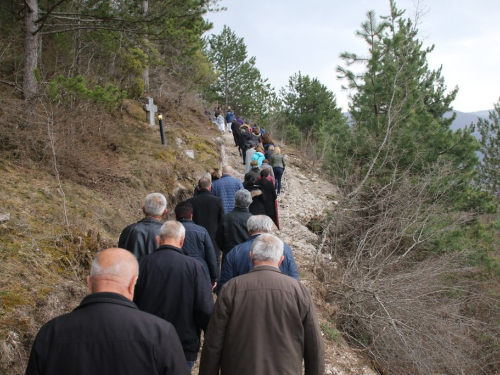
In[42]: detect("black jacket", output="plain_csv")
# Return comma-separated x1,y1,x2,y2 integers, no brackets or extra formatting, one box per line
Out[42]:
26,292,189,375
134,245,214,361
244,184,267,215
118,217,162,258
186,190,224,261
179,218,218,282
216,207,252,262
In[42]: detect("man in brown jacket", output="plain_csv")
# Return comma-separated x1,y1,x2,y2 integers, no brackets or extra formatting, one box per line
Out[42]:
199,233,325,375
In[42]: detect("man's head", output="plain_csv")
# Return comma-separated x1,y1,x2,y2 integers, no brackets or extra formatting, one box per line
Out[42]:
174,201,193,220
222,165,233,175
157,220,185,248
198,177,212,190
247,215,273,235
250,233,284,267
143,193,167,219
234,189,252,209
87,248,139,301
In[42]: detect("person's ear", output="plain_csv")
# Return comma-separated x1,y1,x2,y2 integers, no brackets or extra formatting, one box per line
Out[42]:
162,208,168,218
86,276,93,293
249,251,254,263
156,235,160,245
277,255,284,267
128,275,138,297
179,236,185,248
142,205,146,215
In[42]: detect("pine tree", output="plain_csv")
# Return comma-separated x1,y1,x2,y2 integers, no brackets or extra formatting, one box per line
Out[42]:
477,99,500,197
204,25,273,118
336,0,478,177
280,72,346,142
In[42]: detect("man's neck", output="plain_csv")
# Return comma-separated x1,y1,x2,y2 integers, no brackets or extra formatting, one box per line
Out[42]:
145,215,162,221
253,261,280,269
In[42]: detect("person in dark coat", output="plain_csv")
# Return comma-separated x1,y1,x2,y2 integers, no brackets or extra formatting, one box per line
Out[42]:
118,193,167,259
193,172,213,197
134,221,214,372
216,215,299,294
26,248,189,375
200,234,324,375
243,173,266,215
238,126,252,164
216,189,253,265
187,177,224,268
258,169,278,226
231,119,241,149
175,201,218,290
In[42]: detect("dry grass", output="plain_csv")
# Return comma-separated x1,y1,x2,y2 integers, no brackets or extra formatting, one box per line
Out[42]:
0,90,222,374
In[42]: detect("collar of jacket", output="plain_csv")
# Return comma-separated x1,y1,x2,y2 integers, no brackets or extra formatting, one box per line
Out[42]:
249,265,282,274
177,217,193,224
155,244,185,255
140,216,161,224
220,174,232,179
233,206,250,213
77,292,137,310
198,188,212,196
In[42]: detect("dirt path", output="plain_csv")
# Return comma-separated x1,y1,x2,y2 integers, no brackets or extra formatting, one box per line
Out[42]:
220,132,375,375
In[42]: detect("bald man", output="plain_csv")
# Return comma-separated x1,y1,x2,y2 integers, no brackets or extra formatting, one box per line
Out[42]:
26,248,189,375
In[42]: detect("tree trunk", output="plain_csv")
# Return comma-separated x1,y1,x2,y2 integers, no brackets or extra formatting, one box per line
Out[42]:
141,0,149,93
23,0,40,102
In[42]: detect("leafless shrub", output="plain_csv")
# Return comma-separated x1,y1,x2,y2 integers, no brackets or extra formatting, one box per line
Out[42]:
318,162,500,374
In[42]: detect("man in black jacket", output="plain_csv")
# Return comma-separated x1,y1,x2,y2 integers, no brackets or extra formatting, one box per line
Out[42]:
187,178,224,269
175,201,218,290
26,248,188,375
118,192,167,258
216,189,253,265
134,221,214,372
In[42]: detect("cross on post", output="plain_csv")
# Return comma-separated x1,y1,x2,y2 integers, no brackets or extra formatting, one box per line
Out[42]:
143,97,158,126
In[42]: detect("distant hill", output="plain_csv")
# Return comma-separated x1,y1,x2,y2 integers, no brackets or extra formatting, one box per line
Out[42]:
343,110,493,139
446,110,492,138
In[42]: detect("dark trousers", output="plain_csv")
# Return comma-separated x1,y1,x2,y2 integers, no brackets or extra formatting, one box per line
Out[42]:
273,167,284,194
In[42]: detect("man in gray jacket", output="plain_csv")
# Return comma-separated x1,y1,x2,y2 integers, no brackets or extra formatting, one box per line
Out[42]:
118,193,167,259
200,233,325,375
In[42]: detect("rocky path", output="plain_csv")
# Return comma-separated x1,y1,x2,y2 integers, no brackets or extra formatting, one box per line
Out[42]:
220,132,375,375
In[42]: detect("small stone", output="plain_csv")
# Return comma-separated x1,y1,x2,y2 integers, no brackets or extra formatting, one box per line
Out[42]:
185,150,194,159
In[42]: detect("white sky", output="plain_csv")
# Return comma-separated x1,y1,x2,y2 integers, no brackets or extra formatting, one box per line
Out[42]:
205,0,500,112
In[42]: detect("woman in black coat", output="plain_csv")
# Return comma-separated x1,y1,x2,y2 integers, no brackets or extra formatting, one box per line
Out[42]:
243,173,266,215
257,169,278,227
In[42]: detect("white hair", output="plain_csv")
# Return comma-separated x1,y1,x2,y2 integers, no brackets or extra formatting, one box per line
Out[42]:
144,193,167,216
247,215,273,234
90,250,139,289
159,220,185,241
235,189,252,208
251,233,284,263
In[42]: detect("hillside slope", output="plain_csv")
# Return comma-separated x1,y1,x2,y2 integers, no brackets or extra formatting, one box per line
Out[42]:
1,99,373,374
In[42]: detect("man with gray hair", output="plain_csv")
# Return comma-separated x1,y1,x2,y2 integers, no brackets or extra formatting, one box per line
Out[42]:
216,189,253,264
134,221,214,372
216,215,299,294
200,234,325,375
210,165,244,213
26,248,189,375
118,193,167,259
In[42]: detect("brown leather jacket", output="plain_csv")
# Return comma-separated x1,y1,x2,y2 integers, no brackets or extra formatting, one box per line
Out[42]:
199,265,325,375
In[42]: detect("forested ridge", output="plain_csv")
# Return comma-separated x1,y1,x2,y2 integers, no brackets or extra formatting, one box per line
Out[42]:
2,0,500,374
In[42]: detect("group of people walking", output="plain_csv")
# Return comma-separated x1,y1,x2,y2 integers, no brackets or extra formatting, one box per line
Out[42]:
26,110,325,375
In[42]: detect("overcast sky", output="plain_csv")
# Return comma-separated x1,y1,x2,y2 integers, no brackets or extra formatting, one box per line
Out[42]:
205,0,499,113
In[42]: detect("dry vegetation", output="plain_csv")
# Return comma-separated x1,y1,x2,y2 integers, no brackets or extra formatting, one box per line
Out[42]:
0,88,222,374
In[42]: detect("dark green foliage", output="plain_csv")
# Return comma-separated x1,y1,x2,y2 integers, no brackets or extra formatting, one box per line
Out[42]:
280,72,347,142
477,99,500,197
334,1,482,209
48,75,127,109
